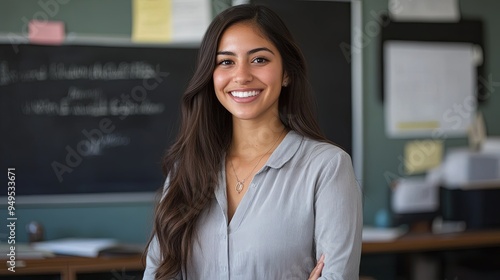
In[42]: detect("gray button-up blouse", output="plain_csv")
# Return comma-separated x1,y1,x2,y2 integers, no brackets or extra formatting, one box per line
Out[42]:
144,130,362,280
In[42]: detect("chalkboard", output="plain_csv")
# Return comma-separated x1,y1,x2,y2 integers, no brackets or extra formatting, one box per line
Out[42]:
0,44,197,196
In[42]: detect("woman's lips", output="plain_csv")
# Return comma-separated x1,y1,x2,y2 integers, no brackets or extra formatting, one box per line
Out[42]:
229,90,262,103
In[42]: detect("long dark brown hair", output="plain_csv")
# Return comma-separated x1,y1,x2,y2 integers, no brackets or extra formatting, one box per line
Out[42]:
145,4,328,279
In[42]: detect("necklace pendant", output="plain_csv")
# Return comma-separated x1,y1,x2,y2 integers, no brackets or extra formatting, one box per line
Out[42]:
235,181,244,193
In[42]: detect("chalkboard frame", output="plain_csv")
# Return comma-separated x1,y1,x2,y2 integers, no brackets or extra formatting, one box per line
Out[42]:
0,43,200,205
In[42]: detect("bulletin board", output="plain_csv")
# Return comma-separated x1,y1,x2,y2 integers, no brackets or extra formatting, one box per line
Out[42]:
380,17,485,138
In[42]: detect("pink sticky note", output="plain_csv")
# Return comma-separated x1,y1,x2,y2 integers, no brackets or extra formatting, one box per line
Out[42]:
29,20,65,45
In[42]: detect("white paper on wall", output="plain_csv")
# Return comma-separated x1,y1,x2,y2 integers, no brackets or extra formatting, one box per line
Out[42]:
384,41,477,138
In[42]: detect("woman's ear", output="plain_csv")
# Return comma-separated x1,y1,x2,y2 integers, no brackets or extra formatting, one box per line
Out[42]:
282,73,290,87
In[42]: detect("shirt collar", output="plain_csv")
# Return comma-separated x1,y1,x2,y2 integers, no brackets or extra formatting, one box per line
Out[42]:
265,130,303,169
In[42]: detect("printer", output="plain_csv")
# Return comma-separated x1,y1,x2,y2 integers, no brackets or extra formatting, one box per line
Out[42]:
440,146,500,229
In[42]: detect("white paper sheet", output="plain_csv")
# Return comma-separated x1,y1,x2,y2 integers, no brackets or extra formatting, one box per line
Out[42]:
171,0,212,42
384,41,476,138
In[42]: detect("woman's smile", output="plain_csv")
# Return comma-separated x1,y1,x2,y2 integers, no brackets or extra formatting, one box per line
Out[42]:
230,90,261,98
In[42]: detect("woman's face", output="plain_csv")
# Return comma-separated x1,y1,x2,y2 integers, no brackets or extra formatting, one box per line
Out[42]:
213,21,287,123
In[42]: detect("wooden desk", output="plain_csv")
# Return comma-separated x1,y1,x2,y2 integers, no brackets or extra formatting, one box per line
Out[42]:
361,229,500,279
362,229,500,254
1,255,143,280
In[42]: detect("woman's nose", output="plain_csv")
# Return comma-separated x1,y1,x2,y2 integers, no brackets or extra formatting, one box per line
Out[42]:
233,63,253,84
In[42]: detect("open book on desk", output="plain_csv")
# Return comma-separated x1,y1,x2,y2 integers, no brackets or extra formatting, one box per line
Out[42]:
32,238,144,258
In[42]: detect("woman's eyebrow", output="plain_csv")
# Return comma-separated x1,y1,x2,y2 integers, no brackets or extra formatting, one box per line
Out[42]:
216,47,275,56
248,47,274,55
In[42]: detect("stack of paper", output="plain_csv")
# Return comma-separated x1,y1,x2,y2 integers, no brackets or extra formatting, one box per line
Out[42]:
32,238,119,257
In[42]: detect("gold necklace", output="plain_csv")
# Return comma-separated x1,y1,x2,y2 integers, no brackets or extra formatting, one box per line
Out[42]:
229,129,285,194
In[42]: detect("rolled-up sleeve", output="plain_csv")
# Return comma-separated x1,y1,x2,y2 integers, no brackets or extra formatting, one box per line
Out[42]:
314,151,363,280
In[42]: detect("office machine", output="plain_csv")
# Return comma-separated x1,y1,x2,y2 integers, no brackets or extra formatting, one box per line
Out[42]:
440,148,500,229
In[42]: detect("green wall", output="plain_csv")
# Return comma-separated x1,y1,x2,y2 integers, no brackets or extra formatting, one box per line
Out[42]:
1,0,499,244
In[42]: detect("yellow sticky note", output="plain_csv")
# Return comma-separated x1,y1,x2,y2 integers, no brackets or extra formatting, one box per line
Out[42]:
404,140,443,175
132,0,172,43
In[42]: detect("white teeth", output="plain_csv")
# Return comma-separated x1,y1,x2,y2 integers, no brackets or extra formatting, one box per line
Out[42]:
230,90,260,98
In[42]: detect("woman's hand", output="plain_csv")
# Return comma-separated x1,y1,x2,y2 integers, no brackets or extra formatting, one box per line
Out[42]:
308,254,325,280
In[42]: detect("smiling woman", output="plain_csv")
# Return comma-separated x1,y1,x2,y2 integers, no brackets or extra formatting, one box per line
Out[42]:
143,4,362,280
